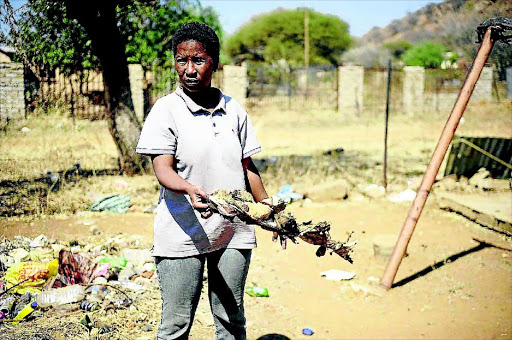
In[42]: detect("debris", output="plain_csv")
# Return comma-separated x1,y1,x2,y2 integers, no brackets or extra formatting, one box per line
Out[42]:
12,301,38,324
4,259,58,294
302,327,315,336
245,286,269,297
275,184,304,203
36,285,85,307
90,193,131,214
320,269,356,281
57,250,97,286
207,190,356,263
98,256,127,269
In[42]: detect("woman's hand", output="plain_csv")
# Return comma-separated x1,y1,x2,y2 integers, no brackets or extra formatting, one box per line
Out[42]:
185,185,212,218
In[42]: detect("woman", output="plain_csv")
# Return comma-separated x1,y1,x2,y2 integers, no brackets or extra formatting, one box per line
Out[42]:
136,22,284,339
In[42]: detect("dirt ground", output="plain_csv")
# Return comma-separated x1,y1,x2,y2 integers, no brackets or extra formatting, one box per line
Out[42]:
2,194,511,340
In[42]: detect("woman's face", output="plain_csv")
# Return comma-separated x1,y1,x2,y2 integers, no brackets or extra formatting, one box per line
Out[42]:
175,40,214,93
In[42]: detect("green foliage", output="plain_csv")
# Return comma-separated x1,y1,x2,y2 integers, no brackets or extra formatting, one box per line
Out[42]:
2,0,222,75
223,8,352,67
10,0,98,77
119,1,223,68
384,41,412,60
402,42,449,68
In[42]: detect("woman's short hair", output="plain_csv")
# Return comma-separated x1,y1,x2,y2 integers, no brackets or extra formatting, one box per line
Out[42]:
172,22,220,71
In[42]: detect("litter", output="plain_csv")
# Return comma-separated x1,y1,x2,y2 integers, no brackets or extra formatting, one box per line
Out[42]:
90,193,131,214
320,269,356,281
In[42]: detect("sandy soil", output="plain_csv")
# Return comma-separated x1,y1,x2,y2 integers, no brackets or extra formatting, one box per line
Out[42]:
2,194,511,340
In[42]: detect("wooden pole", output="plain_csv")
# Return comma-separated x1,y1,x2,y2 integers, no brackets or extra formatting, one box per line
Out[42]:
383,59,392,191
380,27,496,290
304,8,309,99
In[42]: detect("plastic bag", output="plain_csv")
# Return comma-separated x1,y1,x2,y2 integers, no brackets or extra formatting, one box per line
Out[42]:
4,259,58,294
90,194,131,213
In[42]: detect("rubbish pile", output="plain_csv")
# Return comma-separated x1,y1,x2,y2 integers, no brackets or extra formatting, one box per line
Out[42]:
0,233,159,339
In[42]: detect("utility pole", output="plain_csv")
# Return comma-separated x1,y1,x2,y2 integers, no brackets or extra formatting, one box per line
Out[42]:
304,8,309,98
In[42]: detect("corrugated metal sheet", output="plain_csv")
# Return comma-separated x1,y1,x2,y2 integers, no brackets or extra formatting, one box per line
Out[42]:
444,136,512,179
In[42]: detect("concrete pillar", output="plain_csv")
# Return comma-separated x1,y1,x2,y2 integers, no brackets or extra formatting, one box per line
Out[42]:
338,65,364,113
403,66,424,115
222,65,247,107
471,66,492,102
0,62,25,127
129,64,144,124
507,67,512,100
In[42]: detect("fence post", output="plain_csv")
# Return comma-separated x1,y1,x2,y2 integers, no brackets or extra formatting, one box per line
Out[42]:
129,64,144,124
0,62,25,127
222,65,247,107
338,65,364,114
403,66,424,115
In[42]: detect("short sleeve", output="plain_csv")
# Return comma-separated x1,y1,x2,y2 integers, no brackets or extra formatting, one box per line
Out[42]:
136,96,177,155
239,113,261,159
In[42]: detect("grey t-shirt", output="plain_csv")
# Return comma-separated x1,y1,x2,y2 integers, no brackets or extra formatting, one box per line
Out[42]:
136,87,261,257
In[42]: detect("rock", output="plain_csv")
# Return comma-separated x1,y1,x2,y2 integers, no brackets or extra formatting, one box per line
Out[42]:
21,126,31,132
469,168,491,186
89,225,100,235
143,204,158,213
433,174,458,191
302,178,351,201
359,184,386,199
142,324,153,332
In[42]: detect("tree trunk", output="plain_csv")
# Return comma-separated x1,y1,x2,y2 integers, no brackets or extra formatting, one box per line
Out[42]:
64,1,149,174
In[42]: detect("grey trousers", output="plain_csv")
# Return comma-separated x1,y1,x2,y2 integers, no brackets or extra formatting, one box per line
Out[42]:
155,248,252,340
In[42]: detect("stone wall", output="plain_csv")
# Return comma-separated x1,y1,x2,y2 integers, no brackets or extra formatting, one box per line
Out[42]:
0,62,25,127
338,65,364,113
222,65,247,107
403,66,424,115
471,66,492,102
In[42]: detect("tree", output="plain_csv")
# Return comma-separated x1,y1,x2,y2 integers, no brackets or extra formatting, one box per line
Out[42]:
223,8,352,67
384,41,412,60
1,0,221,174
402,42,450,68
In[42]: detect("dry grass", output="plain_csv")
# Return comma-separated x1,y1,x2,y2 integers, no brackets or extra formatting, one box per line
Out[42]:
0,100,510,217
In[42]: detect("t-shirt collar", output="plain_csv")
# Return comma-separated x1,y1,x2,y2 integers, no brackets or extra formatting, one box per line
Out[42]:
175,86,226,114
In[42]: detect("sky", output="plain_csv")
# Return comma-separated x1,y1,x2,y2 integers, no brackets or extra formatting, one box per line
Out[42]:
202,0,443,37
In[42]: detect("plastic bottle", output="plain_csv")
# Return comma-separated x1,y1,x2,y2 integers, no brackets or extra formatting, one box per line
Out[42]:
35,285,85,307
12,301,37,324
245,286,269,297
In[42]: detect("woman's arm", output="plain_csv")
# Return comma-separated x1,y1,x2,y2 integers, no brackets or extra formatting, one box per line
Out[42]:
242,157,286,249
152,154,212,217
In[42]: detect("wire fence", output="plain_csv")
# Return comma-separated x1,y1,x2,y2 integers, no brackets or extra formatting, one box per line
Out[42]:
24,63,503,119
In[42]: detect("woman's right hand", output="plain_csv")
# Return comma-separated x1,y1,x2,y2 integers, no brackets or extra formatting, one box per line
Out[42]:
185,185,213,218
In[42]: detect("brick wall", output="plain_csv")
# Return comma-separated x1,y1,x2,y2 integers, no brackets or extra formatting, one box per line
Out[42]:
0,62,25,127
